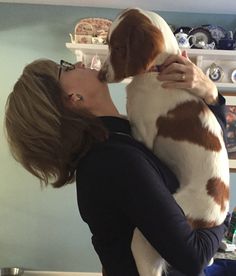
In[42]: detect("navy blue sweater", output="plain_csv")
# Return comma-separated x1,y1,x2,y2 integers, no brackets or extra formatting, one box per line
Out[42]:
76,95,227,276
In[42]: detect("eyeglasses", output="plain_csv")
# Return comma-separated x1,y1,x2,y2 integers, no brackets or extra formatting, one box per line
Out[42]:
58,60,75,80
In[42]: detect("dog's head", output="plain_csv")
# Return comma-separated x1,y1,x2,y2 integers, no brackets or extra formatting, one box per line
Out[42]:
98,8,180,83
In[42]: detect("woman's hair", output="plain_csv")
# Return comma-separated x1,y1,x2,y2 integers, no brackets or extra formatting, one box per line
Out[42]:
5,59,107,188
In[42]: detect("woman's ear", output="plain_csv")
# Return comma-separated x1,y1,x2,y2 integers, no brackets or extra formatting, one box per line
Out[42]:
68,93,84,103
62,93,84,110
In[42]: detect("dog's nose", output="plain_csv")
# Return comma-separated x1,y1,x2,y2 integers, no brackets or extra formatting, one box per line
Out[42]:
97,69,107,82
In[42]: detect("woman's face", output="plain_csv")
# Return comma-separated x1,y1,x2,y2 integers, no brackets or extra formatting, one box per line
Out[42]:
58,61,109,111
58,59,119,116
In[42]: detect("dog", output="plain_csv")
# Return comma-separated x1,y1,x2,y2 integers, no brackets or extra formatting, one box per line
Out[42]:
98,8,229,276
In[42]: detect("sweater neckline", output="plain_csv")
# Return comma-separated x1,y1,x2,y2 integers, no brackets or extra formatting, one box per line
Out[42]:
99,116,132,136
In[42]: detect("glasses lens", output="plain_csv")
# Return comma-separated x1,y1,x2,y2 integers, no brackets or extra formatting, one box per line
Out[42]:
61,60,75,71
58,60,75,79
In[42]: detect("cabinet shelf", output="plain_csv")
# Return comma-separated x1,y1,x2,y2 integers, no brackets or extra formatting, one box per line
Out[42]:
66,43,108,66
66,43,236,91
186,49,236,59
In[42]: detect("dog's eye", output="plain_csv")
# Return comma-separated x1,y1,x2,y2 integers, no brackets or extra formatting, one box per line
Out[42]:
113,46,126,54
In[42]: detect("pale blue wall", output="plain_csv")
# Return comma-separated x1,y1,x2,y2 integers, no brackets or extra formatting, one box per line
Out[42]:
0,3,236,272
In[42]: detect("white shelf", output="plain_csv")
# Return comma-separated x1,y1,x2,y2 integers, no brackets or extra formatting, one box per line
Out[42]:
216,83,236,91
186,48,236,59
66,43,236,91
66,43,108,64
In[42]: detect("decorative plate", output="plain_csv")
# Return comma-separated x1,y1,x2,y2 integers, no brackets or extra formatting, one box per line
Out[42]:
188,27,213,49
231,69,236,83
206,63,224,82
75,18,112,39
202,24,227,44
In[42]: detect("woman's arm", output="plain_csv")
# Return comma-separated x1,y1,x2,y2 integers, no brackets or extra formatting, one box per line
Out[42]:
208,93,227,143
109,148,226,276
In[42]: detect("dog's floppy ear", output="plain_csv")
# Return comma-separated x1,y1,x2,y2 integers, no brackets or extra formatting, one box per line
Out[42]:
125,23,165,76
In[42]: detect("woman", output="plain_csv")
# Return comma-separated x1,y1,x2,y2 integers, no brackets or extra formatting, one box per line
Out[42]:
5,54,227,276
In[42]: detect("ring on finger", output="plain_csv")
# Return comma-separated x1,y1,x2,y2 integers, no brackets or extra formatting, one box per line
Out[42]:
180,72,186,81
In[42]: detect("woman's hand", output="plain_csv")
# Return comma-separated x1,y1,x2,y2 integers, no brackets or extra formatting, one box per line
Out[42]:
157,51,218,105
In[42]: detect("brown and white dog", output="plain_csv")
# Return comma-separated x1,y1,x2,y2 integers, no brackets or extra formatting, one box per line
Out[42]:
98,8,230,276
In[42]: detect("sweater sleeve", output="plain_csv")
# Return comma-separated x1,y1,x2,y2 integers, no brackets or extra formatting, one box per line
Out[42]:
207,93,227,143
107,147,225,276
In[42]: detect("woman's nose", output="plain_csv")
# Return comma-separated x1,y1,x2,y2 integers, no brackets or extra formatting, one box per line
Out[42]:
74,62,85,69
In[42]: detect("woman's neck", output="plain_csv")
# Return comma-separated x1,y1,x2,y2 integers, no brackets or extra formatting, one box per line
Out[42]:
93,103,121,117
91,90,121,117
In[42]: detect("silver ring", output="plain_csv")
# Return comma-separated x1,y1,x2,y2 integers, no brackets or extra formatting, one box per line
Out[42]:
181,73,186,81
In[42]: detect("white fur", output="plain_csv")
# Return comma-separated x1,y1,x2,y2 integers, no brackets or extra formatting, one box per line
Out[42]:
127,73,229,275
101,8,230,276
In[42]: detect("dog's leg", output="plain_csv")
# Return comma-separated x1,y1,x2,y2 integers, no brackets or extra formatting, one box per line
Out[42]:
131,228,164,276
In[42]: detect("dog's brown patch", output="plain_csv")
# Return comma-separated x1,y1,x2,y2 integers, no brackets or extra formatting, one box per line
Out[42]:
207,177,229,212
187,177,229,229
156,100,222,151
187,217,217,228
109,9,165,80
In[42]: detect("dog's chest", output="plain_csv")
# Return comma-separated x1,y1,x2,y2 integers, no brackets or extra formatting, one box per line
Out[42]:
126,74,197,126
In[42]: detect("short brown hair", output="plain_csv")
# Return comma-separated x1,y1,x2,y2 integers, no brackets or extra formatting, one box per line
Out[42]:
5,59,107,188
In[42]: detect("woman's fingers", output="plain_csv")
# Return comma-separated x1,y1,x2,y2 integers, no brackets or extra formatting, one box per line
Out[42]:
156,53,218,104
158,63,187,75
160,81,190,89
159,54,189,71
158,55,196,84
181,50,189,59
158,72,188,82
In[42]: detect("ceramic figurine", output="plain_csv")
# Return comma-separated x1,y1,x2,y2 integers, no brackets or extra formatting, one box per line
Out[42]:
175,29,194,48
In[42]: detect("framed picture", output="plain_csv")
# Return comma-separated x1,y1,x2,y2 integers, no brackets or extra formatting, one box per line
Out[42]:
222,92,236,172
